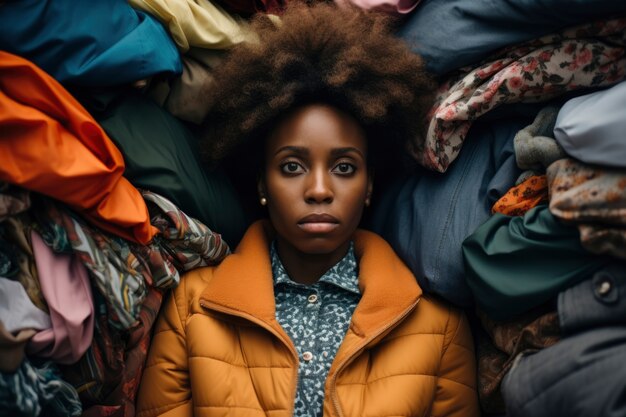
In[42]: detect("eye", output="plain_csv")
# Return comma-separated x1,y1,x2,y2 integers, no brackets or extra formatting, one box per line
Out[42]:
333,163,356,175
280,161,305,174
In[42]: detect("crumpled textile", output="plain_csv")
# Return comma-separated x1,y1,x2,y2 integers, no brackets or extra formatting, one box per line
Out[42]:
416,18,626,172
96,90,248,246
0,277,51,335
0,360,82,417
492,175,548,216
60,287,162,417
26,231,94,365
547,158,626,259
0,323,36,373
476,307,560,414
370,117,525,306
0,51,158,245
336,0,420,14
502,326,626,417
0,0,181,87
463,204,609,320
148,52,224,125
1,216,48,312
555,80,626,168
34,200,148,330
140,190,230,287
33,191,229,329
398,0,626,76
514,106,566,170
128,0,250,52
0,184,31,222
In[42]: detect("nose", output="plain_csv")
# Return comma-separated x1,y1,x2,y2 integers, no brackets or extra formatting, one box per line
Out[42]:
304,168,334,204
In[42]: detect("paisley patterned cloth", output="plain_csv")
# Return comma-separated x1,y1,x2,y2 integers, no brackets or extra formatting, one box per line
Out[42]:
33,191,230,329
547,158,626,259
416,17,626,172
271,241,360,417
60,286,163,417
492,175,548,216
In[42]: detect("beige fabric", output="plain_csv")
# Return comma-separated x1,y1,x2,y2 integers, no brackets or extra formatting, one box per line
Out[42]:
136,221,479,417
129,0,251,52
148,51,224,124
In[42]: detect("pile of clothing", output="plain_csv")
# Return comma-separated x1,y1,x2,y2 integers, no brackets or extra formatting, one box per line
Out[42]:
370,1,626,416
1,0,625,416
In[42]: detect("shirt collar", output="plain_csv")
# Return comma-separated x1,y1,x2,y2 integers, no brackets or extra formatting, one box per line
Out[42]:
271,241,360,295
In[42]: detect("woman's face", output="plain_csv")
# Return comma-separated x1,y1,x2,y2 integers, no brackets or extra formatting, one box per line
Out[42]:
260,104,372,261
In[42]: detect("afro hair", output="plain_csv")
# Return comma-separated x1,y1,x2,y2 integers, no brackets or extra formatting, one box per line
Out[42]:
197,2,435,218
199,1,435,160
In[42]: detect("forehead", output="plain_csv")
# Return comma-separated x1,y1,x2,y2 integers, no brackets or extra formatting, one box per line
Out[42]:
265,104,367,155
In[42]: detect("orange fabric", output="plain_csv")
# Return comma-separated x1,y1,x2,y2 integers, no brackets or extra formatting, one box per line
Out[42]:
492,175,548,216
0,51,157,244
136,220,479,417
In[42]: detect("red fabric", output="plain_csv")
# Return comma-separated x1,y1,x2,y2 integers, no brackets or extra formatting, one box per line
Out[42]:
0,51,157,244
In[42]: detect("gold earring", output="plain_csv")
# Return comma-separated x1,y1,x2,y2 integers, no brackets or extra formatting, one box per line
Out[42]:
260,197,267,206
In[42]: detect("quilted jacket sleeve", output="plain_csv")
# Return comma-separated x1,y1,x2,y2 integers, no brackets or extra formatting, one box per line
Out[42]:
136,282,192,417
430,308,480,417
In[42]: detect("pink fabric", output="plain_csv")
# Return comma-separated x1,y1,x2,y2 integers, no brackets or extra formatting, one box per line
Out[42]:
26,230,94,365
335,0,420,14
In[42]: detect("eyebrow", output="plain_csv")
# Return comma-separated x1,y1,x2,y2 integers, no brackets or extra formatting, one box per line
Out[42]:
274,146,365,159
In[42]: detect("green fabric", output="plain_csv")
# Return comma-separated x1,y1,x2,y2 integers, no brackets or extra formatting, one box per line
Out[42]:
462,205,609,321
97,93,247,246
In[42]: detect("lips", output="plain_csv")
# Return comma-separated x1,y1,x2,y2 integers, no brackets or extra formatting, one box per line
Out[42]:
298,213,339,233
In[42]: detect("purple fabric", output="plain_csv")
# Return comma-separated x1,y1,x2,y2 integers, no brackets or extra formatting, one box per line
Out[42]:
26,231,94,365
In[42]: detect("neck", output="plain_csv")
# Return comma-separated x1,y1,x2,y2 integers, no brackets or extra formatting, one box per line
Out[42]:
275,239,351,285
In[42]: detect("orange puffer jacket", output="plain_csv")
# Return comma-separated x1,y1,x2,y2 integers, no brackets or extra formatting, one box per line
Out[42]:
136,221,479,417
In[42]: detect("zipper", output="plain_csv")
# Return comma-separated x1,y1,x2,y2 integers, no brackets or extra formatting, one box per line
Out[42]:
329,298,421,417
199,300,300,416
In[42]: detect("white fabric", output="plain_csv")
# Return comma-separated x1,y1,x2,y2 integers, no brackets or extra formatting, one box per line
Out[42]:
0,277,51,333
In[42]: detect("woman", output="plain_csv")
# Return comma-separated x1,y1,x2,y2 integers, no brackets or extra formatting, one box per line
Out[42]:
136,3,479,417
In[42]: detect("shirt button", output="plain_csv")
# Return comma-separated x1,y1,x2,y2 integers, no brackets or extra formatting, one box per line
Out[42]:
307,294,318,304
302,351,313,361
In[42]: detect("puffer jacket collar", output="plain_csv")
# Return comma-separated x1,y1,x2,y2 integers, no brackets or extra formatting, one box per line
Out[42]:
199,219,422,341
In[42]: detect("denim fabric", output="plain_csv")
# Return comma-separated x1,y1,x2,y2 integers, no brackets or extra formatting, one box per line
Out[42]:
369,117,526,306
0,0,181,86
271,242,360,417
554,81,626,168
398,0,626,75
503,326,626,417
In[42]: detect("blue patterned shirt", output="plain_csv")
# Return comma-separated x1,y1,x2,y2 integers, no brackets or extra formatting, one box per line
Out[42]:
271,241,361,417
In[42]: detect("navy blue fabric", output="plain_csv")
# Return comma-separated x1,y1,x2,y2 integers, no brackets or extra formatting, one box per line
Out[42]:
399,0,626,76
0,0,181,86
368,117,527,306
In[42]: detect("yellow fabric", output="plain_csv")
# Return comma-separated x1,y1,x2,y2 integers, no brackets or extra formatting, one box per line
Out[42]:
129,0,251,52
136,220,479,417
